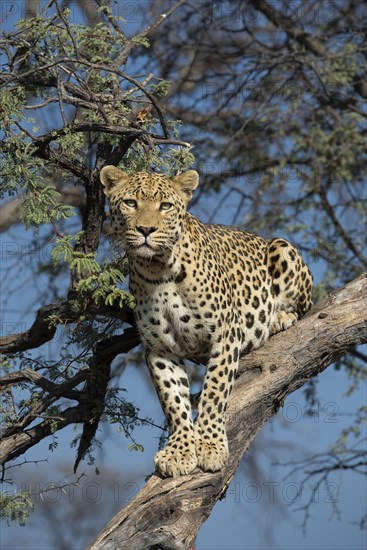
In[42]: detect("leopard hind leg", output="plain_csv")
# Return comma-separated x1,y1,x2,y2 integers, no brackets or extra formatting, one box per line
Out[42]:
267,238,313,336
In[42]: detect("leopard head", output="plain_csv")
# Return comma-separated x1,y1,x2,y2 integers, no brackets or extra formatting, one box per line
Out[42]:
100,166,199,259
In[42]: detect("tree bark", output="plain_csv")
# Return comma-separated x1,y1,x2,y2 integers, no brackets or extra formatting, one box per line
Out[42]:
88,273,367,550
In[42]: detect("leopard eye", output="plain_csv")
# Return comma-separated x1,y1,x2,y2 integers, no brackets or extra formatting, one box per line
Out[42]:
160,202,173,211
123,199,137,208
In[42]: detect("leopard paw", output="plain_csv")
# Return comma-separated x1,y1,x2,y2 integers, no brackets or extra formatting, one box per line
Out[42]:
154,434,197,477
195,433,229,472
270,310,297,335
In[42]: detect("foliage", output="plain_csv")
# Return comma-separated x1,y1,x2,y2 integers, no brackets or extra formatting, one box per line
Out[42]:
0,1,195,525
0,491,34,526
120,139,195,176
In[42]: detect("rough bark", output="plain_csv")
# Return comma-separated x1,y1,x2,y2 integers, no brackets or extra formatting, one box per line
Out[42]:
88,272,367,550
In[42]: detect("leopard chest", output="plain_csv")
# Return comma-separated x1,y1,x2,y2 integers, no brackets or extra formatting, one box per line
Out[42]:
133,281,214,358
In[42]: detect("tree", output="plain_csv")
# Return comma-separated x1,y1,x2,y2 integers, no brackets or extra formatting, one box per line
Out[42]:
0,0,366,546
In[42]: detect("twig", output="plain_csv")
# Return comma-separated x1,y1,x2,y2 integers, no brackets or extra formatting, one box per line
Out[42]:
116,0,190,66
319,183,367,269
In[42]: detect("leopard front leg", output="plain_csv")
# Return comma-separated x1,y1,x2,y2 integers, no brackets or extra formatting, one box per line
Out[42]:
195,328,240,472
147,352,197,477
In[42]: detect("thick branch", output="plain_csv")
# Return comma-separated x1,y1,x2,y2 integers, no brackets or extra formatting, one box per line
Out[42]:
252,0,328,57
0,404,90,465
88,273,367,550
0,302,67,353
33,123,190,148
0,299,137,354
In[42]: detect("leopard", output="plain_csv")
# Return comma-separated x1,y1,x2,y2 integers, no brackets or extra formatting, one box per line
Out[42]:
100,166,313,477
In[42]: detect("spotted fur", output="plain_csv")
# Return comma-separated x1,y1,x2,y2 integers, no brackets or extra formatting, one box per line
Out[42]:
100,166,313,477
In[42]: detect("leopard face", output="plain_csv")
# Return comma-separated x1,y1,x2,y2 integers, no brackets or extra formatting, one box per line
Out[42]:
100,168,198,259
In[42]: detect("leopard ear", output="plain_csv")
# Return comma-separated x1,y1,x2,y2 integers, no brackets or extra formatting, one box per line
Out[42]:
173,170,199,202
100,166,129,197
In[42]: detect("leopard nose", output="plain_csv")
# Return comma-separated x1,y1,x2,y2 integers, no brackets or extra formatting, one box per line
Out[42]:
136,226,157,236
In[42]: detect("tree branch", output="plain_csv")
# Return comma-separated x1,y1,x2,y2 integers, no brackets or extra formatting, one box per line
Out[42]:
0,301,67,353
0,324,139,465
251,0,328,57
88,273,367,550
0,403,90,465
116,0,190,66
0,299,137,354
251,0,366,103
318,184,367,269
